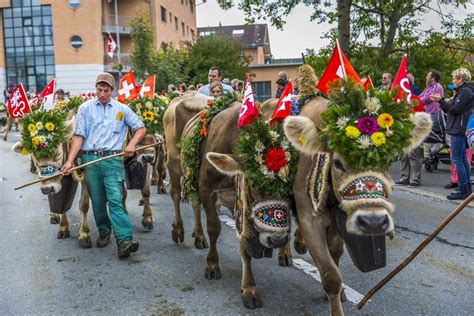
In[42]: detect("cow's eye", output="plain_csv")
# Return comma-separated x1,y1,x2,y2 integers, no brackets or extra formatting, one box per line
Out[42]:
334,158,346,171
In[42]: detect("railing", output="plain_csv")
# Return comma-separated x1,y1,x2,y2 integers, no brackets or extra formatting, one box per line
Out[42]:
104,53,131,72
102,14,135,34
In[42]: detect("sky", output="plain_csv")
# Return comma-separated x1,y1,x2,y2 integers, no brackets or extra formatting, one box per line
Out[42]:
196,1,473,59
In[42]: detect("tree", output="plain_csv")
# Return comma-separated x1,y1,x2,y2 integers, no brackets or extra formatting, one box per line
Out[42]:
130,13,154,81
185,34,250,84
149,45,188,93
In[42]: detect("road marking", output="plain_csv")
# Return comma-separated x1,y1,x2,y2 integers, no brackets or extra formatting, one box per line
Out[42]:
218,214,365,305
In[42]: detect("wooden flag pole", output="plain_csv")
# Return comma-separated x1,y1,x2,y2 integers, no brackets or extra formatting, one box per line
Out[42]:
357,193,474,310
14,142,161,191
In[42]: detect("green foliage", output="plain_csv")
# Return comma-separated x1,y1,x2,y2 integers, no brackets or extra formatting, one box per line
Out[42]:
181,93,237,202
20,109,69,158
127,96,168,134
319,81,415,171
168,91,180,101
150,45,188,93
130,13,154,81
236,119,298,199
185,34,250,85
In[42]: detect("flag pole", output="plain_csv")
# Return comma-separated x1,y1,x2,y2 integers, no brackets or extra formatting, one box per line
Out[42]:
114,0,122,78
335,39,347,78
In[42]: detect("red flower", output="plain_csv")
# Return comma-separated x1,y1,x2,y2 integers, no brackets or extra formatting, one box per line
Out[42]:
200,112,207,119
263,147,287,172
207,101,214,107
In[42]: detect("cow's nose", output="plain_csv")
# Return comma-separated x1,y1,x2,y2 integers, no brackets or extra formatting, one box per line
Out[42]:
267,235,288,248
142,155,154,164
41,186,55,195
356,214,389,235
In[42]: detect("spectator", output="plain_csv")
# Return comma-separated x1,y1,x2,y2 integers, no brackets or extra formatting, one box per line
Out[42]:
236,80,244,92
3,85,12,103
187,85,196,91
55,89,69,102
230,79,239,91
198,66,234,96
167,84,176,94
407,73,421,96
222,78,231,86
379,73,392,91
275,71,288,98
431,68,474,200
210,81,223,98
196,83,204,90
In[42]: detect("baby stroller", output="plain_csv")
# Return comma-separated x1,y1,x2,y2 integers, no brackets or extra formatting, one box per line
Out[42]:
424,111,450,172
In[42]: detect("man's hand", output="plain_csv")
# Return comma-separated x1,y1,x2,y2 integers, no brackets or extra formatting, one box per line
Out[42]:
430,93,442,102
61,161,74,175
124,143,136,157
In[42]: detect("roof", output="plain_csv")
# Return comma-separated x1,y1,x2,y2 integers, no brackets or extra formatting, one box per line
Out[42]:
197,24,269,49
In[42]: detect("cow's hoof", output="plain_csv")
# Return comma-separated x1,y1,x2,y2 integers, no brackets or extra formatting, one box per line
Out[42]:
241,289,263,309
171,224,184,244
150,179,158,185
340,288,347,302
204,266,221,280
138,199,144,206
78,236,92,249
294,238,307,255
57,230,70,239
157,187,167,194
193,234,208,249
2,135,6,141
142,219,153,231
278,254,293,267
49,213,60,224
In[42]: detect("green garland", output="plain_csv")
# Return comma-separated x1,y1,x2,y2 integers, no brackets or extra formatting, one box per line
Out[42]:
20,108,69,158
52,96,83,114
181,93,237,202
127,96,168,134
168,91,180,101
236,119,298,199
319,81,415,170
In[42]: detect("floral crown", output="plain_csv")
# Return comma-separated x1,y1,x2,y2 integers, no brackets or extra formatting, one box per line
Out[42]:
127,96,168,134
319,81,415,170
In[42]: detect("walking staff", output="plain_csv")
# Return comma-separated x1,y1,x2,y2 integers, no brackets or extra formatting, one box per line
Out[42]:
61,73,146,259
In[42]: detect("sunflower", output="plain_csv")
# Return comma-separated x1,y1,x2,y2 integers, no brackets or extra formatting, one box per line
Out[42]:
27,124,36,133
142,110,155,122
345,126,361,139
45,122,55,132
31,136,39,146
370,132,386,147
377,113,394,128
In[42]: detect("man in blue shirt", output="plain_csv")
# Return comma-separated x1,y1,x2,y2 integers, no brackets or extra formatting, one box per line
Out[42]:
198,66,234,95
61,73,146,259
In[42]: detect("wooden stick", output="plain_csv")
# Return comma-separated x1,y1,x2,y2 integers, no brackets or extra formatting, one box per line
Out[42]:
14,142,162,191
357,193,474,310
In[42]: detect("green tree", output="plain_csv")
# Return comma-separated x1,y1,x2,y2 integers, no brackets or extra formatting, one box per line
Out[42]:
150,44,189,92
185,34,250,84
130,13,154,81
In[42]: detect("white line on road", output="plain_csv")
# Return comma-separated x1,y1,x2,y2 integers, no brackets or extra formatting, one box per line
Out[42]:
217,214,366,305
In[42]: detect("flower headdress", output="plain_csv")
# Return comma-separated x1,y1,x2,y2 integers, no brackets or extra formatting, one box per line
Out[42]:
128,96,168,134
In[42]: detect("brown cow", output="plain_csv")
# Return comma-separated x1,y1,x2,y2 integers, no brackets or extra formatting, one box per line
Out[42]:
283,97,432,315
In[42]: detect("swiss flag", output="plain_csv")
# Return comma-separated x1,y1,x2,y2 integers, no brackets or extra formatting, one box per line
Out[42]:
270,81,293,125
118,71,138,103
30,91,41,108
139,75,155,99
238,75,259,128
7,83,30,119
107,33,117,58
316,41,361,95
40,78,55,111
391,54,423,112
362,76,374,91
80,92,88,101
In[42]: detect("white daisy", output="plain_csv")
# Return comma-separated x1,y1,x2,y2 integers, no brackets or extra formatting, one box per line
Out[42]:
336,116,350,129
356,135,372,149
364,97,381,114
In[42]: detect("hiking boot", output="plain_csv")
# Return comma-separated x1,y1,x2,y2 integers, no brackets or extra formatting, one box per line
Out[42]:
117,240,139,259
96,234,110,248
407,183,420,188
444,182,457,189
447,190,471,200
394,180,409,186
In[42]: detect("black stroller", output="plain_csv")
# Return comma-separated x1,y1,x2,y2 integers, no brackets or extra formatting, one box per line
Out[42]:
424,111,451,172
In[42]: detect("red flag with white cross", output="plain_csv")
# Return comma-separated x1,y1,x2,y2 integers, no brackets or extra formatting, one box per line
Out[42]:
269,81,293,125
238,75,259,128
118,71,138,103
7,83,30,119
40,78,55,110
139,75,155,99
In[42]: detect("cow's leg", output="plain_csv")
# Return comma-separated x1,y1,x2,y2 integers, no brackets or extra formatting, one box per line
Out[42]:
191,200,208,249
3,116,11,141
141,165,154,230
240,239,263,309
57,213,70,239
277,242,293,267
50,212,60,224
327,225,347,302
300,215,344,316
294,223,307,254
170,168,185,243
78,183,92,248
156,150,167,194
202,193,221,279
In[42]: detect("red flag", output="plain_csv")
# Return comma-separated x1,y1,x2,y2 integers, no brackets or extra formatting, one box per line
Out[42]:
161,90,165,96
107,33,117,58
30,91,41,108
139,75,156,99
40,79,55,110
80,92,88,101
270,81,293,125
316,41,361,95
391,54,423,112
118,71,138,103
7,83,30,119
238,75,259,128
362,76,374,91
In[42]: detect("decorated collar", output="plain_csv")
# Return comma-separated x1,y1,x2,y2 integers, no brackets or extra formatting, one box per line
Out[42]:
340,176,388,201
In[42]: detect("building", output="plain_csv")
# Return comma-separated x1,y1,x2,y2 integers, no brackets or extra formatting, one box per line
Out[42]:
198,24,303,101
0,0,197,97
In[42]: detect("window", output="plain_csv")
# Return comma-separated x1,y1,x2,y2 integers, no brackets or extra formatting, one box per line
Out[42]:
174,17,178,31
252,81,272,102
68,0,81,9
232,29,244,35
169,12,172,24
186,25,189,36
69,35,83,49
190,0,194,13
191,29,195,41
181,0,184,4
181,22,185,36
160,6,167,23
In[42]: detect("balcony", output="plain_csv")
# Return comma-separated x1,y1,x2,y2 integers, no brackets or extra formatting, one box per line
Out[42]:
104,53,132,73
102,14,135,34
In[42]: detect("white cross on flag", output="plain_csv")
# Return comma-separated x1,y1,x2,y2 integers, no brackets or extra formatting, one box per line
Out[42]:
7,83,30,119
118,71,138,103
107,33,117,58
269,81,293,125
139,75,156,99
40,78,55,111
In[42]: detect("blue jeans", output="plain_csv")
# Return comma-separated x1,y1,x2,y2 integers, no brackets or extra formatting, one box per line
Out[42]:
450,134,471,190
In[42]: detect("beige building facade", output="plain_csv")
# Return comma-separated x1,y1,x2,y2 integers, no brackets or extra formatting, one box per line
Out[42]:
0,0,196,96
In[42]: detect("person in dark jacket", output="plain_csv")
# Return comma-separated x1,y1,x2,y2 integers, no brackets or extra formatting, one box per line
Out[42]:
431,68,474,200
275,71,288,98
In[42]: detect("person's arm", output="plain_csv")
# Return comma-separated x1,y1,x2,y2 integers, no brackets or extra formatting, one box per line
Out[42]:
124,127,146,157
123,106,146,157
448,89,472,114
61,135,84,174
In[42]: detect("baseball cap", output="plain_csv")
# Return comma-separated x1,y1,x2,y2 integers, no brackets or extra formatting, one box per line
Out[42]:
96,73,115,88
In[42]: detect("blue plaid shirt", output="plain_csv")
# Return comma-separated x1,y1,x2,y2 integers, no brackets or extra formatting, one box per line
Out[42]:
74,98,144,151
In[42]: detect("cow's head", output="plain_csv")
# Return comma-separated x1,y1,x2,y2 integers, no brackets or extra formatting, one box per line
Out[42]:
207,152,291,248
13,118,75,195
284,110,432,236
136,134,161,164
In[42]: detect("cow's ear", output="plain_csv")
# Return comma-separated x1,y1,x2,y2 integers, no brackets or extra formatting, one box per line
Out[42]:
403,112,432,154
206,152,243,176
284,116,327,155
12,141,24,154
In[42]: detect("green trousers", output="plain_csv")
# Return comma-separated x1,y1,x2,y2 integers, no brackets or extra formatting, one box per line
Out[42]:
82,155,132,244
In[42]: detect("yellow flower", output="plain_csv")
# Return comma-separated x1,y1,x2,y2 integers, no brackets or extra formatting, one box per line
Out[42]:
36,122,43,130
27,124,36,133
21,147,29,155
45,122,55,131
370,132,386,147
142,110,155,122
345,126,361,139
31,136,39,146
377,113,394,128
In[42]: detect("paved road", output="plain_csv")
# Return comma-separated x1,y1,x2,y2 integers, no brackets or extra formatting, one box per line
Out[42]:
1,131,473,315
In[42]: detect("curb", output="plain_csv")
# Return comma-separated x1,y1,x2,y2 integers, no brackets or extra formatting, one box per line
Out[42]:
395,185,474,209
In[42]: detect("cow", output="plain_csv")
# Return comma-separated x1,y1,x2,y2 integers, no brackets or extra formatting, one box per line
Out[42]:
283,96,432,315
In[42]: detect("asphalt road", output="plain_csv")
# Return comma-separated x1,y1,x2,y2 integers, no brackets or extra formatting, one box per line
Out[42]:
1,131,473,315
